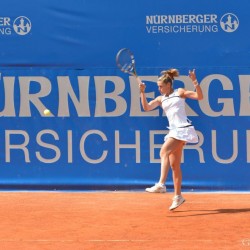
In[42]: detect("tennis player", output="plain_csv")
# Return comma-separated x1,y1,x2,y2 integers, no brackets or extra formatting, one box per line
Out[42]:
139,69,203,210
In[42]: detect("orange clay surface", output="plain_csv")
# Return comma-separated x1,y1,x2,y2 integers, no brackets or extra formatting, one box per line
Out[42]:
0,192,249,250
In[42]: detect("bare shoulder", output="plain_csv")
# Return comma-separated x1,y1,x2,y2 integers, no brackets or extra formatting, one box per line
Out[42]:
156,95,162,102
147,95,162,109
177,88,186,97
152,95,162,105
148,95,162,105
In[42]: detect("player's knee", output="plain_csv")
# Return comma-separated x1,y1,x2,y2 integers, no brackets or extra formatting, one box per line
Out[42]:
160,149,171,159
171,162,181,171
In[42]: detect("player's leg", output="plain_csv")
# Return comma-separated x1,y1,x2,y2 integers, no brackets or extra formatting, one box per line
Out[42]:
169,141,186,210
169,141,184,195
146,137,183,193
159,138,184,184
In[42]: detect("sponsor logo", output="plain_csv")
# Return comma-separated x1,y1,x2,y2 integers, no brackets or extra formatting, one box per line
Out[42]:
220,13,239,32
13,16,31,35
0,15,31,36
146,13,239,34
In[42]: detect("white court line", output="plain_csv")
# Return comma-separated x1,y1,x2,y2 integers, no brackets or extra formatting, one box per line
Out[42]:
0,239,239,244
0,239,150,243
88,240,152,242
0,240,75,242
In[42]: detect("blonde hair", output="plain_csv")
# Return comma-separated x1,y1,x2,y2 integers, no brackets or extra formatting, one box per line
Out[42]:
158,68,179,84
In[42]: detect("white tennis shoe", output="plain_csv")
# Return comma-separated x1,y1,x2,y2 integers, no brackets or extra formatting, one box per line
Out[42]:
145,183,166,193
169,195,185,210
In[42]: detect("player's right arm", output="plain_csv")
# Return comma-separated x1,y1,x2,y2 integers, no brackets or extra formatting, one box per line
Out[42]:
139,83,161,111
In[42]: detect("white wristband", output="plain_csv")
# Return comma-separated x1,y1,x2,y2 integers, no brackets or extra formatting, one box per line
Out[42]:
193,80,198,87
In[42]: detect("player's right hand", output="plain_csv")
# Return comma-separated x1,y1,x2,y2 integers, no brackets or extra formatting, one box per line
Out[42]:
139,83,146,93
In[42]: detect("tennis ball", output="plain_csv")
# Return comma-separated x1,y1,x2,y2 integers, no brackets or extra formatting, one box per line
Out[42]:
43,109,51,116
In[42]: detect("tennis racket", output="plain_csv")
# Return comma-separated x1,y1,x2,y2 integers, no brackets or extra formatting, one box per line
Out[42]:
116,48,143,86
116,48,137,77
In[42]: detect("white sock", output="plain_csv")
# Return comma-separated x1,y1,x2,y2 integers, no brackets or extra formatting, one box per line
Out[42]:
174,195,181,199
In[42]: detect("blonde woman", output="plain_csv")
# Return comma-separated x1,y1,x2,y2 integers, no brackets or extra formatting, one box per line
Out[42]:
139,69,203,210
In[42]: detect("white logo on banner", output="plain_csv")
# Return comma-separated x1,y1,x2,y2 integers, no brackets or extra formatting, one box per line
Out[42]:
145,12,239,34
0,16,31,36
220,13,239,32
13,16,32,35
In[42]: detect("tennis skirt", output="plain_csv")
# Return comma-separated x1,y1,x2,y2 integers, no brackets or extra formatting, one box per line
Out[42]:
164,126,198,144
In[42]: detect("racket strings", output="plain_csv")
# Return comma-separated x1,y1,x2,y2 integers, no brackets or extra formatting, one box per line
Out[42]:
117,49,135,74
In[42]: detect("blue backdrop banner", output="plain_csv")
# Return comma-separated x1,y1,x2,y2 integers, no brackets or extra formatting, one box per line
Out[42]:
0,0,249,191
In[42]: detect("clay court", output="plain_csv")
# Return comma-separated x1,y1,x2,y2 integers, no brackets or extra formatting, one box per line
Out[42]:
0,192,249,250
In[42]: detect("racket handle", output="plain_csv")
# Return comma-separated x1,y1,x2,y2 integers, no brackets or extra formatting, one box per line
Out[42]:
135,76,144,85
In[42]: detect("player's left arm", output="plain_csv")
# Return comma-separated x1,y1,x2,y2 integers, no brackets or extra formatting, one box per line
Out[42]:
180,86,203,100
179,69,203,100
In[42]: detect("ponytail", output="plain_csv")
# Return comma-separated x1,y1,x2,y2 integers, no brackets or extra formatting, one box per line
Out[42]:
158,68,179,84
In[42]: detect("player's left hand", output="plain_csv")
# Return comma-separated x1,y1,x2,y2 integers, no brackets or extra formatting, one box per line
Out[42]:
188,69,197,82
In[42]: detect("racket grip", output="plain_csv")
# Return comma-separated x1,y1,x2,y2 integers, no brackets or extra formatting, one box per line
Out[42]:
135,76,144,85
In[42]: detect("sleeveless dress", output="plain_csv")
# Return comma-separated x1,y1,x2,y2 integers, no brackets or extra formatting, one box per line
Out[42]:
161,89,198,143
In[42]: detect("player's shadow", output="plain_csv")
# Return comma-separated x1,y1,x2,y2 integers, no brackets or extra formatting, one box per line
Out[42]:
169,208,250,217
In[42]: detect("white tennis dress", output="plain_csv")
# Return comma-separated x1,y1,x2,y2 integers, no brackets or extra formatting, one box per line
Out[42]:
161,89,198,143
